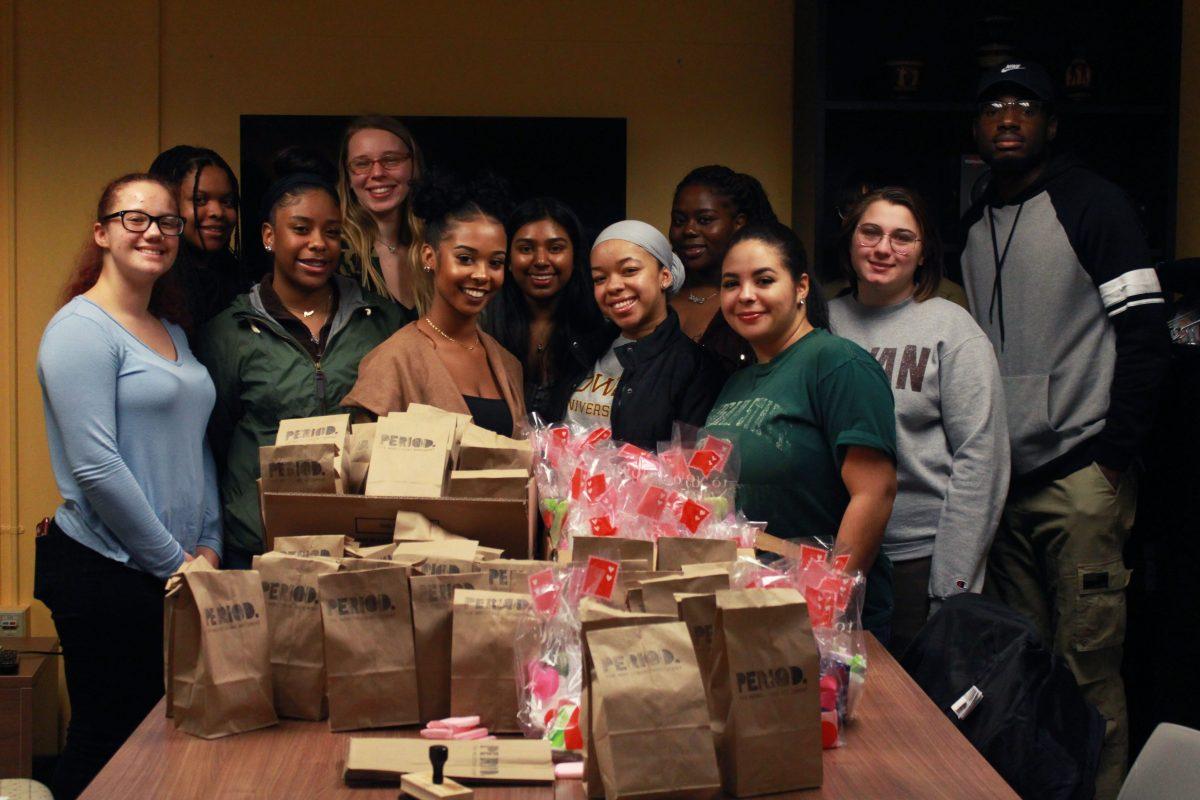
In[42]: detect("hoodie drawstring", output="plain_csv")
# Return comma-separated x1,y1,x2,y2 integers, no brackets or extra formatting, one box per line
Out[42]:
987,202,1024,349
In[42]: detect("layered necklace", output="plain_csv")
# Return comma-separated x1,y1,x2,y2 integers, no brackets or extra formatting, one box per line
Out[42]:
425,317,480,351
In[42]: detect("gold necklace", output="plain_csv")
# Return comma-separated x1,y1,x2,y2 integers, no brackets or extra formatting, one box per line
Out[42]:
375,237,399,255
282,292,331,320
687,289,719,304
425,317,478,351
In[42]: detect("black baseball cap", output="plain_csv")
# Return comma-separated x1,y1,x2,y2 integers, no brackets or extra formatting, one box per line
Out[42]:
975,61,1055,102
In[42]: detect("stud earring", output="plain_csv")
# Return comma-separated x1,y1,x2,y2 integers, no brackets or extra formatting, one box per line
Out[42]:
423,266,433,273
265,245,272,252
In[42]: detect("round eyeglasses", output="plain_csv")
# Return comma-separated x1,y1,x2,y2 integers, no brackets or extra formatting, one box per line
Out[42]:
347,152,413,175
100,210,185,236
855,224,921,256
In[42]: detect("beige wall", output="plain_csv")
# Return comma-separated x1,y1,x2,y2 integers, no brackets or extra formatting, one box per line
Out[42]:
0,1,795,633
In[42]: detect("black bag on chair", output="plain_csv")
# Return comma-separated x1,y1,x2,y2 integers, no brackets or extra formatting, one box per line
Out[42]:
900,593,1104,800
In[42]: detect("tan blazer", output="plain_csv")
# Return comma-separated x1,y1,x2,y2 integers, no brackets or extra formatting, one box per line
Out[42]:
341,323,526,429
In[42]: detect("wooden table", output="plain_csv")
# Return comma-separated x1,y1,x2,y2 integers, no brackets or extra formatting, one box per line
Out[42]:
0,636,59,779
81,636,1017,799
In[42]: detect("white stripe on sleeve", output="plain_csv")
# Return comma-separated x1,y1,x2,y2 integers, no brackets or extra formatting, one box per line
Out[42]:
1099,268,1164,316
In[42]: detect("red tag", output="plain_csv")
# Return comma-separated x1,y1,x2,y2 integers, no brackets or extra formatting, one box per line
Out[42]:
805,586,837,628
582,428,612,449
688,449,721,477
584,473,607,502
697,436,734,469
799,544,828,569
678,499,712,533
570,467,584,501
550,426,571,445
635,486,668,520
527,569,562,615
833,554,850,572
582,557,619,600
588,515,617,537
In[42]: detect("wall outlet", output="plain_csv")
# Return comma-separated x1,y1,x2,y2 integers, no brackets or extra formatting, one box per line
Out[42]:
0,605,30,637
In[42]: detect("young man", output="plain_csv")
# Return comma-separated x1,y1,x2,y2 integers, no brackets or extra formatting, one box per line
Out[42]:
959,61,1170,800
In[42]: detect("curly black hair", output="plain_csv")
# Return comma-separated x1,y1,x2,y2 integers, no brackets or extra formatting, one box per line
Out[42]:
673,165,778,225
411,169,514,246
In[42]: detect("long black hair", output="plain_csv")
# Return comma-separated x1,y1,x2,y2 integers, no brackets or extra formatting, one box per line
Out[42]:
149,145,241,259
483,197,602,381
727,221,829,330
672,165,779,225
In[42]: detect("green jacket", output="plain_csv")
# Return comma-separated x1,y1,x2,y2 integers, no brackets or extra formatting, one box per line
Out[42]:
196,275,403,556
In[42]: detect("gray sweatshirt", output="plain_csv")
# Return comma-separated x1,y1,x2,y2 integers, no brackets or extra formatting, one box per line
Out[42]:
830,295,1010,599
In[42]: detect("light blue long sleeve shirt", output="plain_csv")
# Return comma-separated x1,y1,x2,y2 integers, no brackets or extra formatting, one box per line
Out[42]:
37,296,222,579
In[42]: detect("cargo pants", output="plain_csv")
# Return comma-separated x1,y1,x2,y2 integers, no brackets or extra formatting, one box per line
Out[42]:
986,462,1136,800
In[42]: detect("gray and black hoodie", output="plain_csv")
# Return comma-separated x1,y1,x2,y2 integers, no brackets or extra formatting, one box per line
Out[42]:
960,154,1170,484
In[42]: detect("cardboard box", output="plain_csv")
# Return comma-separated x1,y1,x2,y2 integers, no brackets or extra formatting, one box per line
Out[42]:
261,479,537,558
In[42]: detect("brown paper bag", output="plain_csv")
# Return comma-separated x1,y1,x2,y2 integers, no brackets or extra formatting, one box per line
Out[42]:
708,588,821,795
318,563,419,730
587,620,721,800
676,593,720,716
579,600,677,798
392,510,464,542
254,552,340,719
570,535,656,569
275,413,350,489
344,738,554,784
404,403,472,465
416,556,480,576
450,589,532,732
656,538,738,572
639,571,730,616
614,570,679,609
273,534,347,559
366,413,456,497
392,539,478,563
456,424,533,471
166,569,277,738
447,469,529,499
343,541,398,560
476,558,553,593
259,443,339,493
409,571,486,722
343,421,376,494
163,557,216,719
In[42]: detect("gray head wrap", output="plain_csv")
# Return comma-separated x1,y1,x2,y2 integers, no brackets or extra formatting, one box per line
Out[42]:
592,219,686,295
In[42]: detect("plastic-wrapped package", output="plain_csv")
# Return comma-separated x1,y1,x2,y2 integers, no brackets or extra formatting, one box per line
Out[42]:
513,558,622,749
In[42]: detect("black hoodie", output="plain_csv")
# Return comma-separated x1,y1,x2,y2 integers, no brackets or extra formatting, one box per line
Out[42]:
960,154,1169,483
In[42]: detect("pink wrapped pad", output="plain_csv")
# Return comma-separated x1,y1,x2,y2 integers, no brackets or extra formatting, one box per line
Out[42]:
555,762,584,780
431,715,481,730
452,727,490,740
419,728,454,739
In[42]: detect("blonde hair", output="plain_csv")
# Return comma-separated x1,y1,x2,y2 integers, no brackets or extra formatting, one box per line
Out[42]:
337,115,432,311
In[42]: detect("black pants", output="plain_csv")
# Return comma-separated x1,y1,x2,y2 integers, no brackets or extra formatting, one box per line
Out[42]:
888,556,932,659
34,521,166,800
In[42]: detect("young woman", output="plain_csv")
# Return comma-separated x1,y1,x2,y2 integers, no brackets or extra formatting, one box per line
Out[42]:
336,115,425,322
35,174,221,799
148,145,245,331
828,187,1009,654
342,173,525,435
483,197,603,422
565,219,726,450
668,165,778,370
198,162,403,568
704,221,898,637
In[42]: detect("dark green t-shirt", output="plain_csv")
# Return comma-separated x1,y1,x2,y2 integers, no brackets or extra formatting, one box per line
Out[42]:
705,328,898,630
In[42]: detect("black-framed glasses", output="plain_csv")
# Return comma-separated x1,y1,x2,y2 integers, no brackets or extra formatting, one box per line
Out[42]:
855,224,921,255
977,99,1044,119
100,210,185,236
347,152,413,175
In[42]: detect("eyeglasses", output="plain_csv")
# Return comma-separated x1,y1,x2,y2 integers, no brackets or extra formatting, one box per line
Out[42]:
347,152,412,175
100,210,185,236
856,224,921,255
977,99,1045,119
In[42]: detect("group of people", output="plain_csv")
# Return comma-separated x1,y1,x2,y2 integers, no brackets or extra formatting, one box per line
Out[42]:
33,62,1168,800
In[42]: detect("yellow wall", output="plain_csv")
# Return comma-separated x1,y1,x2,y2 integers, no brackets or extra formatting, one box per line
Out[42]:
0,1,795,633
